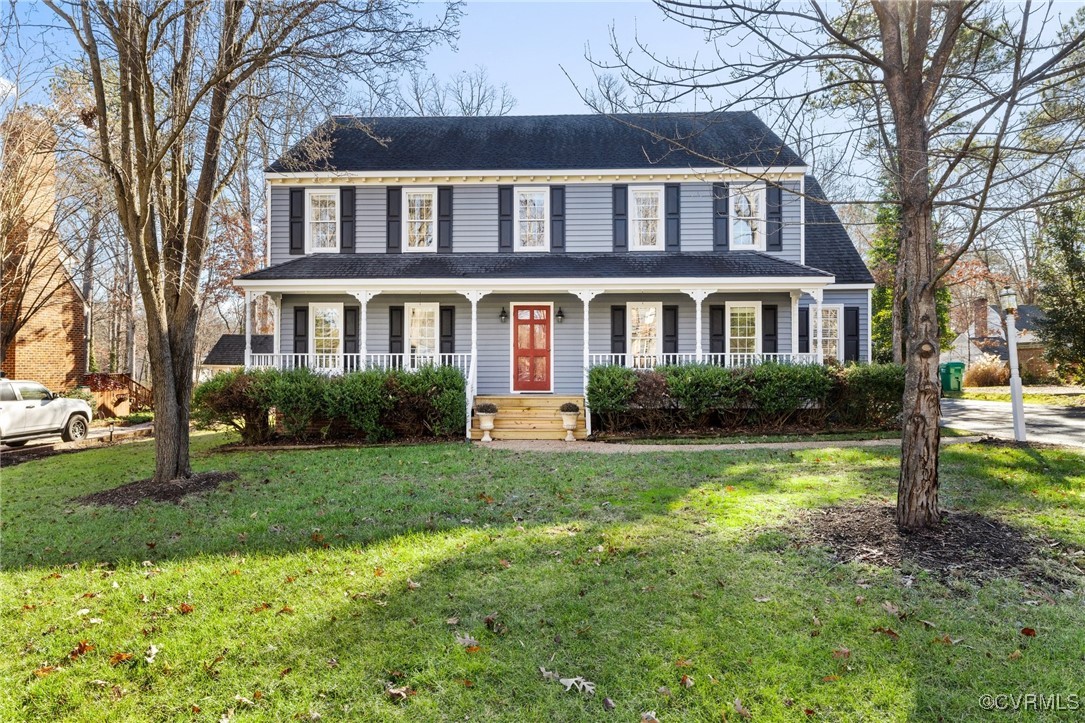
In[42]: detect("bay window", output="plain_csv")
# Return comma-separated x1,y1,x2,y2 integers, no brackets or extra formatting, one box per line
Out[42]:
730,184,765,250
514,187,549,251
402,188,437,252
629,186,664,251
306,190,339,253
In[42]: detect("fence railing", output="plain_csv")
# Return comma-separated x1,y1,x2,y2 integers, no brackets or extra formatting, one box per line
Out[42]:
587,352,821,369
247,353,472,377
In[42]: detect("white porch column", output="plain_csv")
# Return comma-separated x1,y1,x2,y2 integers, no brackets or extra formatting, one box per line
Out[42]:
243,290,252,369
574,289,601,436
790,291,800,356
270,294,282,357
461,290,491,440
682,289,711,362
349,290,379,364
811,288,824,363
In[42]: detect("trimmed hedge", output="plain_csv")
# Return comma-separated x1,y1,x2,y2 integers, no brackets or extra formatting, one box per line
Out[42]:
587,362,906,434
193,366,466,444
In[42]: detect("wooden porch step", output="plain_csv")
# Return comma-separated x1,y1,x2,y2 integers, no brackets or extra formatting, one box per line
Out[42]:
470,428,588,441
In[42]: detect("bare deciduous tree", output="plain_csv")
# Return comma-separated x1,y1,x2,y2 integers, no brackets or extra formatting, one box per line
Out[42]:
588,0,1085,529
44,0,459,484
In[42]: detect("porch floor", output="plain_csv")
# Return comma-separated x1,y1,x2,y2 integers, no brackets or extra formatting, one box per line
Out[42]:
471,395,588,441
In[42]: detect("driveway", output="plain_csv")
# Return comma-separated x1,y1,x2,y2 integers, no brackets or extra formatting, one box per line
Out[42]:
941,398,1085,447
0,422,154,465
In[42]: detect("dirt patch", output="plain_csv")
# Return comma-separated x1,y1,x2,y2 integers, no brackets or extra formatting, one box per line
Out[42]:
78,471,238,507
792,502,1081,587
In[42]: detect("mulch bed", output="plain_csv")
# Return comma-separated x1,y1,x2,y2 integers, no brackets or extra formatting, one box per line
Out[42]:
791,502,1081,587
78,471,238,507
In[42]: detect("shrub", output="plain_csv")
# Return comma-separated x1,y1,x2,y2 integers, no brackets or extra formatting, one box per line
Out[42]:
384,365,466,438
324,371,393,441
963,355,1009,387
559,401,579,413
833,363,905,429
266,368,329,439
586,365,637,430
62,387,95,405
192,369,274,443
124,411,154,426
659,364,748,427
476,402,498,414
746,363,834,430
629,370,673,434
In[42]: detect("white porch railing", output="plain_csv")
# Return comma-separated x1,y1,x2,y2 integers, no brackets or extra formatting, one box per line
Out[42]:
587,352,820,369
247,352,472,377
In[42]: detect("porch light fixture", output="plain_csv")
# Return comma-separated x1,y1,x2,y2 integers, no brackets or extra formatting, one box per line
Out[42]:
999,286,1026,442
556,307,565,323
499,307,508,323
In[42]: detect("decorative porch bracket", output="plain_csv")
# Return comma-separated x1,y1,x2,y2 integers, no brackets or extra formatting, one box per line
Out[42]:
574,289,602,437
348,290,381,358
681,289,713,362
459,290,492,440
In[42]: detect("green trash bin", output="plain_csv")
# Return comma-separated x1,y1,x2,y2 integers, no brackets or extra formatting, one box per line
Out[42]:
941,362,965,393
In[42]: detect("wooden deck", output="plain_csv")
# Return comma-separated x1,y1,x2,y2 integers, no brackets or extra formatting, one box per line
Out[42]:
470,395,587,441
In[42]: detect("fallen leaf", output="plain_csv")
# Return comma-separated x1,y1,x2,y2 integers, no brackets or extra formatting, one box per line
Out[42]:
178,603,194,615
822,675,840,682
69,640,94,659
539,667,560,682
461,679,474,688
675,658,692,668
108,652,133,666
110,685,125,700
191,705,201,713
385,684,416,702
250,602,272,614
465,645,481,654
734,698,753,719
657,686,672,697
33,666,58,677
805,708,816,716
455,633,480,647
831,647,851,660
406,579,421,591
1008,649,1022,660
641,712,660,723
446,617,459,626
310,533,324,544
253,690,263,700
277,606,294,615
234,695,256,707
1021,627,1037,637
144,644,159,664
754,596,772,603
872,626,901,642
812,615,822,628
603,697,616,711
919,619,936,629
498,559,511,569
279,667,291,678
855,596,866,606
373,567,384,577
680,674,694,689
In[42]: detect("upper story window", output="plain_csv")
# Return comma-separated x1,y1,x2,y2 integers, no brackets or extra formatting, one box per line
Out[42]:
730,183,766,250
514,187,549,251
627,301,662,367
403,188,437,252
813,304,843,361
306,189,339,253
725,302,761,355
629,186,664,251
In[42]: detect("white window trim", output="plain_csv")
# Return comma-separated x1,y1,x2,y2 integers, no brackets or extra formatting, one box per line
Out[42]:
513,186,550,252
405,302,441,368
309,302,344,362
626,301,664,364
812,303,844,360
628,185,666,251
507,302,554,393
729,183,766,252
401,187,438,253
724,301,762,354
304,189,340,254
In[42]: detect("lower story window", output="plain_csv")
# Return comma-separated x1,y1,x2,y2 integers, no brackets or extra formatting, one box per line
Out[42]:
406,302,439,368
726,303,761,354
310,303,343,368
627,302,662,366
813,305,843,360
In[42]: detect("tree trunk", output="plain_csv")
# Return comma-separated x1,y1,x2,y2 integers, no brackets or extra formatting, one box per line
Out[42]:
146,307,198,483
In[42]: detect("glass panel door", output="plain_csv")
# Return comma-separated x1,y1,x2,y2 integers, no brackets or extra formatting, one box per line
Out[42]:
512,305,551,391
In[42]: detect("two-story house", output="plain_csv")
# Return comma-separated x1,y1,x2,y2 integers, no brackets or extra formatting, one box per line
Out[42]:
230,113,874,439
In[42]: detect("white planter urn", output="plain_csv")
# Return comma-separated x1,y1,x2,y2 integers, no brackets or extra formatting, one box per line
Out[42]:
560,411,579,442
477,412,496,442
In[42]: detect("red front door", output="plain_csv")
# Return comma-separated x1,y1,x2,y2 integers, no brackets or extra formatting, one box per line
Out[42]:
513,305,551,392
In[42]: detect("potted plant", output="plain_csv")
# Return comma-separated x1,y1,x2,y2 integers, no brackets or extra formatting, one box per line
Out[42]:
476,402,498,442
559,402,580,442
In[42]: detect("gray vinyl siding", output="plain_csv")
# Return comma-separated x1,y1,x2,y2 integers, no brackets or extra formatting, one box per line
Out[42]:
680,183,713,251
565,184,613,252
452,185,499,252
772,179,802,264
356,186,386,253
590,294,698,354
269,186,291,265
800,289,871,362
279,294,361,353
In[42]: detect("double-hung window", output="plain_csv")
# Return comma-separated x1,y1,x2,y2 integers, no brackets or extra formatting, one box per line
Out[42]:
402,188,437,252
725,302,761,357
629,186,664,251
812,304,843,361
730,184,765,250
306,190,339,253
627,301,662,367
310,303,343,371
405,302,439,368
514,187,549,251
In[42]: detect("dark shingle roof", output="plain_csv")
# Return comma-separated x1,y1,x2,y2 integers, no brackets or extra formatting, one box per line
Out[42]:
203,334,273,367
237,252,831,282
803,176,874,285
986,303,1044,332
268,113,805,173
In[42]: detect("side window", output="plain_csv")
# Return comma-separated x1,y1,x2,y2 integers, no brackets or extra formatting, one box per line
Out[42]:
15,382,50,401
0,383,16,401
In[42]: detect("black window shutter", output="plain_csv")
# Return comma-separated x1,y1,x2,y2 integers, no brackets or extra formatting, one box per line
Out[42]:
612,185,628,251
662,305,678,354
289,188,304,255
498,186,513,252
766,185,783,252
762,304,778,354
709,305,726,354
665,184,681,251
386,187,401,253
610,306,626,365
293,306,308,353
550,186,565,253
844,306,860,362
344,306,359,354
439,306,456,354
389,306,404,354
340,187,355,253
798,306,810,353
712,183,729,252
437,186,453,253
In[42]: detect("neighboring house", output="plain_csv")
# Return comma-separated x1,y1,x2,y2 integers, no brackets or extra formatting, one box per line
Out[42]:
229,113,874,438
202,334,273,377
945,298,1051,377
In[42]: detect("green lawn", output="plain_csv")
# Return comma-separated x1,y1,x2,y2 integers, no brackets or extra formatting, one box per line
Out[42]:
2,433,1084,722
948,390,1085,406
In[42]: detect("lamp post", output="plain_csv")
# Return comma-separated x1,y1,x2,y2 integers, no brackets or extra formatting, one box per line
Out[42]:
999,286,1027,442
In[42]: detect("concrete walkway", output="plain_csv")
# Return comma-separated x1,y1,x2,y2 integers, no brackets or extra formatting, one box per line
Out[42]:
478,435,984,454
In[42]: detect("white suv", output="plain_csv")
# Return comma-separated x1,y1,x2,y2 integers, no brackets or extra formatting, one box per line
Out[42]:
0,379,93,448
